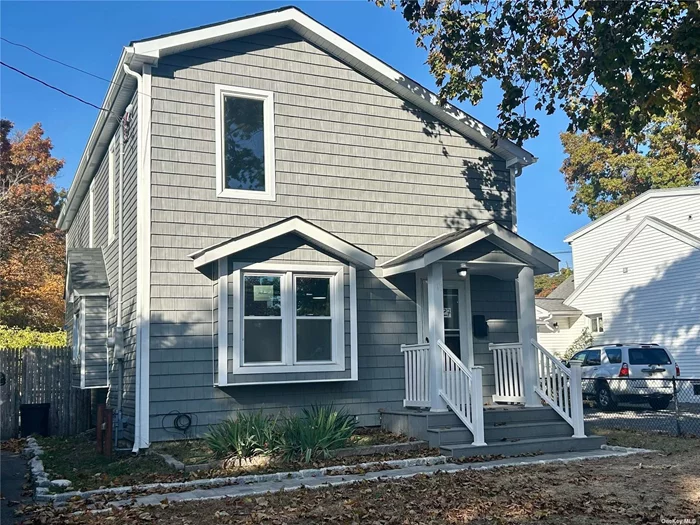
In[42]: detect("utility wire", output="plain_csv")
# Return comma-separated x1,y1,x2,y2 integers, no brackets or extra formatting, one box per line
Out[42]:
1,36,112,84
1,61,121,121
0,36,151,98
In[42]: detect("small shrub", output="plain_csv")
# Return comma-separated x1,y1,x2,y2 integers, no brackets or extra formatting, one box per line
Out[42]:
204,411,278,464
0,325,67,349
279,405,356,463
564,327,593,360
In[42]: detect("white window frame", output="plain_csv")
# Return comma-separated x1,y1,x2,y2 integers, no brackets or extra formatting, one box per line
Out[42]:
293,274,338,365
215,84,276,202
72,308,82,362
108,138,115,244
232,263,345,375
241,272,286,366
589,314,604,333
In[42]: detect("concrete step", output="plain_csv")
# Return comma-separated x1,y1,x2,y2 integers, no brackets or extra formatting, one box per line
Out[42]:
441,435,606,459
427,420,574,447
483,406,561,425
484,420,573,441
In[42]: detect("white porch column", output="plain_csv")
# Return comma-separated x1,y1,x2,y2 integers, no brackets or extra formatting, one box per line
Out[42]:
427,263,447,411
517,266,540,407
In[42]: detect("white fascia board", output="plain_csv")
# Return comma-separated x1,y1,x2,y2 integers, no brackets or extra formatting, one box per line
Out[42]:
564,186,700,244
190,218,375,270
564,216,700,307
131,8,534,168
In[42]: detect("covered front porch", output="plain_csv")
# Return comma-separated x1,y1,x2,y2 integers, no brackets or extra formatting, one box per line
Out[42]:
381,222,588,452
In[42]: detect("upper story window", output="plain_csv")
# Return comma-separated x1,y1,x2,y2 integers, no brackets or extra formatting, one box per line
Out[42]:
215,85,275,201
72,308,82,362
589,314,604,333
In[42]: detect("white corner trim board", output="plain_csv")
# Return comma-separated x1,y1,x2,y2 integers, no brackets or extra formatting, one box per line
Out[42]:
123,62,152,452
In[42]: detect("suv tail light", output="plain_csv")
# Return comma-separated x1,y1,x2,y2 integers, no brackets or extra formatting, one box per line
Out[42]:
675,363,680,377
619,363,629,377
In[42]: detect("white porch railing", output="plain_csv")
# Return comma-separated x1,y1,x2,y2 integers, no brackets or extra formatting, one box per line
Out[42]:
490,343,525,403
532,339,586,438
438,341,486,446
400,343,430,408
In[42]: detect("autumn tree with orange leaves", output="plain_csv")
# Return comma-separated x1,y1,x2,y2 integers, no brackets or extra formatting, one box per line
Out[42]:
0,120,66,331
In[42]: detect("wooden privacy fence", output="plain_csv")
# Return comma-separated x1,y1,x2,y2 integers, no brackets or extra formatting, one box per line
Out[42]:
0,346,91,440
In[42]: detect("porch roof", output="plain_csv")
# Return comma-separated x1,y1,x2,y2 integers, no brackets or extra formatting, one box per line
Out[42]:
188,216,376,270
66,249,110,296
381,221,559,277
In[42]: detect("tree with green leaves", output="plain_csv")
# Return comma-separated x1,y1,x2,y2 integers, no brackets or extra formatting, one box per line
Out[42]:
378,0,699,147
535,267,572,298
562,113,699,219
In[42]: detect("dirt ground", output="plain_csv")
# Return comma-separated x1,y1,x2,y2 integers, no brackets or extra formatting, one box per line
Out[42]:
15,430,700,524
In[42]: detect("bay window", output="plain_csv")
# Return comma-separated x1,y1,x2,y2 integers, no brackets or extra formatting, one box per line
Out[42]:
233,265,345,375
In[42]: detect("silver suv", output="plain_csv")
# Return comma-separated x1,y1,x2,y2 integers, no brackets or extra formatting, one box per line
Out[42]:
570,344,681,411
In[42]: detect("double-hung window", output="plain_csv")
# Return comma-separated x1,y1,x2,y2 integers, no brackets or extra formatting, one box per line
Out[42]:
589,314,604,333
235,266,344,374
215,84,275,201
72,309,82,362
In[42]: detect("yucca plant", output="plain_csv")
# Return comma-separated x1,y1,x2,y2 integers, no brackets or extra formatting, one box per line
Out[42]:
279,404,356,463
204,411,278,464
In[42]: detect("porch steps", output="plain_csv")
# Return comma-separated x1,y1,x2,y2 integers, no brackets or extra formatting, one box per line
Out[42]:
380,406,606,459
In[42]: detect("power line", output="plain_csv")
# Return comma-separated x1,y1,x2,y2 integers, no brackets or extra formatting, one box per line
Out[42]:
1,36,112,84
0,36,151,99
1,61,121,121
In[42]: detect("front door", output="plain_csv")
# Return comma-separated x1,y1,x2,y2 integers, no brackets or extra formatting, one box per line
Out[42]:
420,279,473,367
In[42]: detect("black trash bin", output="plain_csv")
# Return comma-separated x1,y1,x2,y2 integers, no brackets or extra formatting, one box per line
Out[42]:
20,403,50,437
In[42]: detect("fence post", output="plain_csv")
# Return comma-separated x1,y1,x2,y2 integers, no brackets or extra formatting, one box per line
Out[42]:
470,366,486,446
104,409,113,457
569,360,586,438
672,377,682,436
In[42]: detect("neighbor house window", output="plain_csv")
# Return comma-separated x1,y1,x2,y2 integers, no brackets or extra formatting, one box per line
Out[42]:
215,84,275,201
108,139,115,244
590,314,604,333
235,266,344,374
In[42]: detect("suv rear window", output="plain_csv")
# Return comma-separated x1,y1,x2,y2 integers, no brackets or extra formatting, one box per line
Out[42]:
628,348,671,365
605,348,622,364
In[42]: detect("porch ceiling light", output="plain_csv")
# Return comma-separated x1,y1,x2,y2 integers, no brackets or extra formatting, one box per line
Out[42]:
457,265,468,278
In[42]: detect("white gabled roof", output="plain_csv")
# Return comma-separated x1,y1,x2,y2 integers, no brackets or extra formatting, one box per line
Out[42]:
564,186,700,244
188,216,376,270
564,216,700,306
58,6,535,231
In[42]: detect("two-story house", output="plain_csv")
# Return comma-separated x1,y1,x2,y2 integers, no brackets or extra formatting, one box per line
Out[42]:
59,7,602,456
537,186,700,379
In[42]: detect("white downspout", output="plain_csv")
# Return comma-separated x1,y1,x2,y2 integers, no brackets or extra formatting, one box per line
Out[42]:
122,62,142,454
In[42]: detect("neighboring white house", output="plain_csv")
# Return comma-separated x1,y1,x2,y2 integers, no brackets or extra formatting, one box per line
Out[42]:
537,186,700,377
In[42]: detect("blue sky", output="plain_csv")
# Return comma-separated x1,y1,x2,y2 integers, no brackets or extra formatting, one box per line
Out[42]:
1,1,590,267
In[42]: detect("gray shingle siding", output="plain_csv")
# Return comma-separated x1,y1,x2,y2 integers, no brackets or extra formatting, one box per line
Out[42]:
146,28,514,441
63,91,139,439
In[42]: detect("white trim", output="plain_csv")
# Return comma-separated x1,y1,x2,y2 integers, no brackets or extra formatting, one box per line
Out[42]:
217,259,228,386
214,84,276,201
105,296,110,387
124,62,152,451
564,186,700,243
80,303,86,389
226,377,357,387
108,138,116,244
565,216,700,306
415,272,425,344
462,274,475,368
382,223,557,277
232,264,346,375
88,182,94,248
189,217,375,270
349,265,358,381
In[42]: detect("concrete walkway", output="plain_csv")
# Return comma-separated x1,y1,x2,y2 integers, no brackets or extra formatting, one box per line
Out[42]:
107,447,647,509
1,451,29,525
